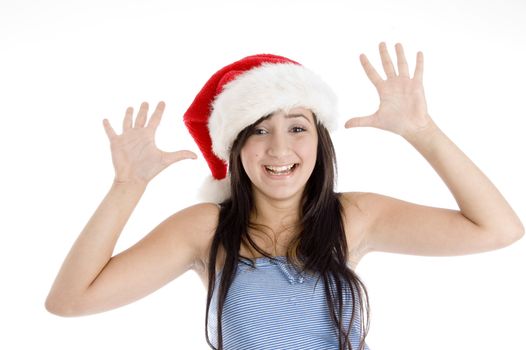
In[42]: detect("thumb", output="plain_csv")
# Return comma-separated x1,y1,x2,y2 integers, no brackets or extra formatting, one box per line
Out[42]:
162,150,198,165
344,115,376,129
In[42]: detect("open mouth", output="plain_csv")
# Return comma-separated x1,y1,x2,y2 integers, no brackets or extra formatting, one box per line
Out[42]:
264,164,298,176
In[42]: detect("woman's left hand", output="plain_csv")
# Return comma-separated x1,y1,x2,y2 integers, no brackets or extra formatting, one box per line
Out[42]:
345,42,435,139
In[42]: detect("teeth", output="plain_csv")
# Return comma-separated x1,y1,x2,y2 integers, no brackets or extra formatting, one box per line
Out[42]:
265,164,294,172
265,164,296,175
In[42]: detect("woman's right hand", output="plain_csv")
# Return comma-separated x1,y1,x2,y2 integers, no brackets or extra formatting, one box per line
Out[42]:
102,101,197,186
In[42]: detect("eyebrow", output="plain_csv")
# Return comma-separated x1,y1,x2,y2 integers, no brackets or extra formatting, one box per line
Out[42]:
285,113,312,123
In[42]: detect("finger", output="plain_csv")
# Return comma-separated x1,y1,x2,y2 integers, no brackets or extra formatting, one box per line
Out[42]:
134,102,149,128
344,115,375,129
359,54,383,87
123,107,133,131
162,150,198,165
147,101,166,130
379,42,396,78
414,51,424,82
395,43,410,78
102,119,117,139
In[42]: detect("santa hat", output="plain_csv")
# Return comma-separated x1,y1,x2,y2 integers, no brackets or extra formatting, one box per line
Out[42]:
183,53,339,203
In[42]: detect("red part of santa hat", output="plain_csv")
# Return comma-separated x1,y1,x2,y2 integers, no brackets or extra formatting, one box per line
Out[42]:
183,53,339,202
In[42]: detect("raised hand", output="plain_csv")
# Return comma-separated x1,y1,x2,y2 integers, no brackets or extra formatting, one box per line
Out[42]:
102,101,197,185
345,42,436,139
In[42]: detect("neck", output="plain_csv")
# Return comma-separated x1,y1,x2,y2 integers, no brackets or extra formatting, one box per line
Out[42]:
251,191,302,234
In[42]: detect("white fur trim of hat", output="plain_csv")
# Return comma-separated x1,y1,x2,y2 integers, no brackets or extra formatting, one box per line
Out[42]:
209,62,339,162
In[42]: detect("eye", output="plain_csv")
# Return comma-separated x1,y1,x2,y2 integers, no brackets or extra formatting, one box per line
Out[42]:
291,126,306,133
253,128,268,135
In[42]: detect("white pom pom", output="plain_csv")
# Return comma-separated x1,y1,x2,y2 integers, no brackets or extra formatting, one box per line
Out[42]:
198,176,231,203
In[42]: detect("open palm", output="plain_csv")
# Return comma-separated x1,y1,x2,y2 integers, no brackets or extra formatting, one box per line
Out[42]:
345,42,435,139
102,101,196,185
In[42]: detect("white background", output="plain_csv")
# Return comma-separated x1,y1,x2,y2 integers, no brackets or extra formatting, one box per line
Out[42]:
1,0,525,349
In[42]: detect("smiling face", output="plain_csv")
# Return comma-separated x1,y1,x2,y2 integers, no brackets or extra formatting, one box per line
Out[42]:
240,107,318,203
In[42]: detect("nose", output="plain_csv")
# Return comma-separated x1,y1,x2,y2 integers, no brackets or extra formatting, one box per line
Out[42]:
267,132,291,158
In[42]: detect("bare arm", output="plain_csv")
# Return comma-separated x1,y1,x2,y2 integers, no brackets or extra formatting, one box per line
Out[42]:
45,101,201,316
344,43,523,257
46,181,144,315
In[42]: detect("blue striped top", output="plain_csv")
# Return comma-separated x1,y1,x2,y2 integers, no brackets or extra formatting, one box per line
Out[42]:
207,256,370,349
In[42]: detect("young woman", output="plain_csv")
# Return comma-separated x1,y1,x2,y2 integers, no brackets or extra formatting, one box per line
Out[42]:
45,42,524,350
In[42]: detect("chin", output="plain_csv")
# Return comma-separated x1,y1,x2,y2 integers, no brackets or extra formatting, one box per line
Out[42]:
253,186,306,202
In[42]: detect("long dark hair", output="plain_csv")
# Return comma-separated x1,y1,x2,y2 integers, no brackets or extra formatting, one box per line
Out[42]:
204,113,370,349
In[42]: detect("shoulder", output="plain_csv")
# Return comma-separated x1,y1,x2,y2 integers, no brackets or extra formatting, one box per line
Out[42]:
174,202,221,222
339,192,377,265
164,202,220,231
163,202,220,270
340,191,399,236
339,191,374,225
